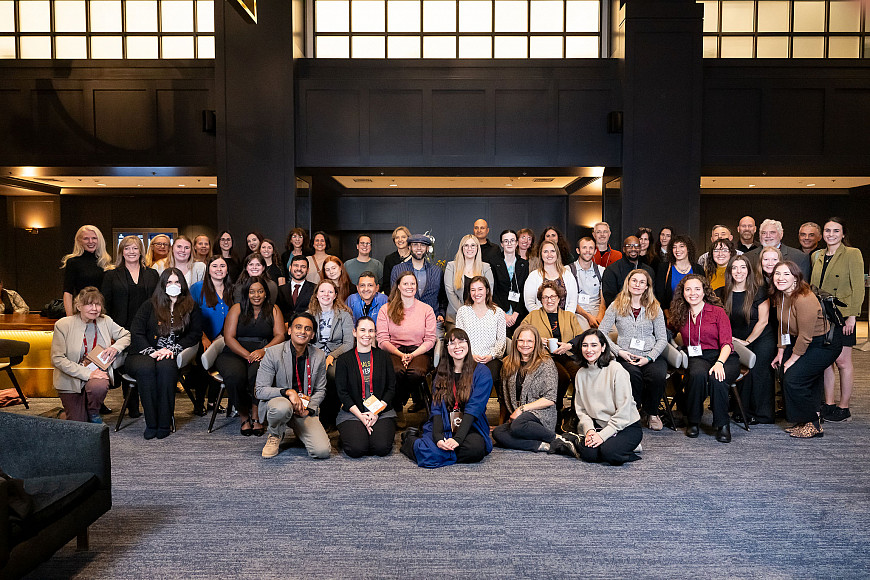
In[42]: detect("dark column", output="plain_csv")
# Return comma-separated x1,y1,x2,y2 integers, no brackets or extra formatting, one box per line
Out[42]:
215,1,296,242
621,0,703,240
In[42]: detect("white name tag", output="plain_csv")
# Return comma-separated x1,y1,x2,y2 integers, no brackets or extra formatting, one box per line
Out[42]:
508,291,521,302
781,334,791,346
629,338,645,350
577,294,591,305
363,395,387,415
688,345,702,357
299,394,310,409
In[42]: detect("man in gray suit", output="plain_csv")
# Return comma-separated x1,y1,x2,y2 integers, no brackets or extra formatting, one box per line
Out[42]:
746,219,811,279
255,312,331,459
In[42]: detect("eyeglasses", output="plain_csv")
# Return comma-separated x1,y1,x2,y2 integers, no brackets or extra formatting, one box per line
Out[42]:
358,242,371,246
624,244,640,249
151,242,169,247
712,248,730,253
447,339,468,347
542,294,559,301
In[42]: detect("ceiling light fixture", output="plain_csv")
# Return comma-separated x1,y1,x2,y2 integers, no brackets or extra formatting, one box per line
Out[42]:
749,184,756,187
806,183,815,187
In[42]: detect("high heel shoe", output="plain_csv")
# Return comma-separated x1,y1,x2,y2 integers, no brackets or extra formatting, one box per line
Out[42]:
240,420,253,436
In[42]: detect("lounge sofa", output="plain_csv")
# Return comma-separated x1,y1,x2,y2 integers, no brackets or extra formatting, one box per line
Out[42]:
0,413,111,579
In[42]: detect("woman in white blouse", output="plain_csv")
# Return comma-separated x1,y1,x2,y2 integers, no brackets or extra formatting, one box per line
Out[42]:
155,235,205,287
455,276,507,421
523,240,578,314
444,235,495,325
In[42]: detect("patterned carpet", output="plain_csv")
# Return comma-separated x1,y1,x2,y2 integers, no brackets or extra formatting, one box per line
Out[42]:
5,349,870,579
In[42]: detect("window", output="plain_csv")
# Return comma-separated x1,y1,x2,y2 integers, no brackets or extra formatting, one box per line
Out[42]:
700,0,866,58
0,0,214,58
313,0,603,58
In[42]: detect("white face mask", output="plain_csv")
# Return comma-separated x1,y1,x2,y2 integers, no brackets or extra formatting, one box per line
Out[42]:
166,284,182,297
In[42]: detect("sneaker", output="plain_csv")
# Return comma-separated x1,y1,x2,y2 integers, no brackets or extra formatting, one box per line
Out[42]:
89,414,104,424
560,431,584,454
647,415,663,431
825,407,852,423
262,434,281,458
547,435,580,459
819,403,836,420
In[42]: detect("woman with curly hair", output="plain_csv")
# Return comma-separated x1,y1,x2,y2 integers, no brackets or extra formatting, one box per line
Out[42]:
654,234,702,316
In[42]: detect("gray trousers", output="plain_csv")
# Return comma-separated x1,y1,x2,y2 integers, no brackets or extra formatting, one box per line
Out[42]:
265,397,331,459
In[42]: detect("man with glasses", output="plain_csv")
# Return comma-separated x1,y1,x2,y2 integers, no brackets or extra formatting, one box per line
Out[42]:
600,236,654,305
344,233,383,287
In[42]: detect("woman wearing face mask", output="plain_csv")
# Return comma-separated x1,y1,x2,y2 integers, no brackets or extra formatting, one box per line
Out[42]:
811,218,864,423
258,238,286,287
523,240,579,314
51,287,130,423
654,234,702,318
216,276,285,436
145,234,171,268
214,230,242,282
61,225,111,316
669,274,740,443
309,231,332,283
192,234,211,264
771,261,842,438
126,269,203,439
563,328,643,465
244,231,264,257
598,270,668,431
717,255,776,424
156,235,206,287
382,226,412,291
102,236,159,418
233,253,278,304
321,256,353,303
703,238,737,291
334,316,397,457
444,235,495,326
400,327,492,468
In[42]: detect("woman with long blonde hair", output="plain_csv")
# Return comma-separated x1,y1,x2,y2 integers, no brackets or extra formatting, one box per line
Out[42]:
522,239,579,314
144,233,171,268
62,225,111,316
444,234,494,325
155,235,206,287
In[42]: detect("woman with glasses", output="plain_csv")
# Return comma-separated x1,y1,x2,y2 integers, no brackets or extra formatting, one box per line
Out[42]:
492,229,529,338
704,238,737,291
214,230,242,282
144,234,171,268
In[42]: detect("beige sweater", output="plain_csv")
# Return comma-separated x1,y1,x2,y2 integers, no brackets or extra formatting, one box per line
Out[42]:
573,360,640,441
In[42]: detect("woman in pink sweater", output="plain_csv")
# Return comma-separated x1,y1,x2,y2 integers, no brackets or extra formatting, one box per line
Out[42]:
377,270,437,414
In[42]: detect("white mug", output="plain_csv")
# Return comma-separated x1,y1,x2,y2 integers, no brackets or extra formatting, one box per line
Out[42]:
547,338,559,352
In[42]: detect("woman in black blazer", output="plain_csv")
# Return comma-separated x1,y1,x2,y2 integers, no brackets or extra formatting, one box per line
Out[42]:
334,316,397,457
492,229,530,338
102,235,160,418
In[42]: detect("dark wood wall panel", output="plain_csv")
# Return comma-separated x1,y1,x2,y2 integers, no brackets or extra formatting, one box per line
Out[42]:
830,88,870,154
369,90,424,159
156,88,213,160
304,89,362,160
557,89,617,165
494,89,550,161
33,88,90,155
702,88,761,156
431,90,487,159
94,89,156,151
0,89,29,156
766,88,825,155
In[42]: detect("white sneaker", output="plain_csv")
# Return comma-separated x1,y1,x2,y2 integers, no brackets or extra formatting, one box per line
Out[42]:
648,415,663,431
262,434,281,458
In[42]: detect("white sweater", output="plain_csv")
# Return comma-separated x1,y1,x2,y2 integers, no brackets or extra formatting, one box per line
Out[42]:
573,360,641,441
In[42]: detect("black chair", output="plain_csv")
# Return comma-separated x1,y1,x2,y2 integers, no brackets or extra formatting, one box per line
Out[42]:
0,338,30,409
199,337,235,433
729,340,753,432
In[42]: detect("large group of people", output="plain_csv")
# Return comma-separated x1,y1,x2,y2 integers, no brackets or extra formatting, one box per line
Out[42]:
44,214,864,466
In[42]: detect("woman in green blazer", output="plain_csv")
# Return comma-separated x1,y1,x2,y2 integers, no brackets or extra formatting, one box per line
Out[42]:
810,217,865,423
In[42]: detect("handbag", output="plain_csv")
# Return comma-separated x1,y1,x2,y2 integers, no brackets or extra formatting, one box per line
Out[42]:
41,298,66,319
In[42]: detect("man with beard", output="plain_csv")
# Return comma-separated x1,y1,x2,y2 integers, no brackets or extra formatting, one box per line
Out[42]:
601,236,655,305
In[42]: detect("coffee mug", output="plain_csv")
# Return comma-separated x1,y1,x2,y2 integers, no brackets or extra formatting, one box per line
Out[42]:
547,338,559,352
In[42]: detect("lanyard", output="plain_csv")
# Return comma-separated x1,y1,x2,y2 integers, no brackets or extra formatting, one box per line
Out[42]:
688,308,703,349
779,296,793,337
355,349,373,399
451,379,459,411
295,354,312,396
82,321,97,357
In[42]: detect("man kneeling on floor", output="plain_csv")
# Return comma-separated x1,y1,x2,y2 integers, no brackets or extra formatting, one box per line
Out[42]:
255,312,331,459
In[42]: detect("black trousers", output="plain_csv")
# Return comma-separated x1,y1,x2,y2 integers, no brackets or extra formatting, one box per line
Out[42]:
578,421,643,465
492,411,555,451
618,355,667,416
783,331,842,424
319,363,340,428
685,349,740,428
214,351,260,415
126,354,179,433
739,333,777,423
400,430,488,464
337,417,396,457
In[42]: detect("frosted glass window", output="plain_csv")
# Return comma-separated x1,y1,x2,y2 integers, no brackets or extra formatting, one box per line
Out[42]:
90,35,122,57
565,34,596,56
20,35,51,57
530,34,562,56
865,37,870,58
565,1,597,32
793,1,825,32
388,35,420,56
423,35,455,56
494,35,526,56
828,36,859,57
756,35,788,56
55,1,87,32
757,1,789,32
829,1,860,32
530,1,563,32
90,1,122,32
55,35,87,57
126,35,158,57
459,1,492,32
317,1,349,32
126,1,158,32
703,35,718,57
19,1,50,31
161,35,193,57
495,1,527,32
423,1,456,32
0,2,13,32
720,35,753,57
388,1,420,32
196,34,214,57
317,35,350,56
196,0,214,32
459,35,491,56
721,1,754,32
792,35,824,56
162,1,194,32
352,1,385,32
352,35,385,56
0,35,14,57
701,1,719,33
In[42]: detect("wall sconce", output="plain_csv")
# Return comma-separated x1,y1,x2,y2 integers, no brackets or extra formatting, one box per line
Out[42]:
12,198,59,235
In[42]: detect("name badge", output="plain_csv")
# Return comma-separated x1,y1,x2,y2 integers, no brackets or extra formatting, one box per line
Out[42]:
781,334,791,346
577,294,591,305
629,338,645,350
363,395,386,414
508,291,521,302
448,411,463,430
299,394,310,409
688,345,702,357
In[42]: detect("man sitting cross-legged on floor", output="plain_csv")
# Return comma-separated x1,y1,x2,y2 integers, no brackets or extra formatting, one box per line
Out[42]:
255,312,331,459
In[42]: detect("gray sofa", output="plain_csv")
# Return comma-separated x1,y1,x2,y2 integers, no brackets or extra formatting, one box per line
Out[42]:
0,413,111,579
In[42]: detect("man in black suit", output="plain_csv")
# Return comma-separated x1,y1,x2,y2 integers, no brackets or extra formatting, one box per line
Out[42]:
745,218,811,279
277,254,316,323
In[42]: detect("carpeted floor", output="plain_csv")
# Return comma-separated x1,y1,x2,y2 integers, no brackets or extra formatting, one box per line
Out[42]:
5,350,870,579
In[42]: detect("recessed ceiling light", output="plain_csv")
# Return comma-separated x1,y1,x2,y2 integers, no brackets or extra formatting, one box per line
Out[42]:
749,184,756,187
97,183,106,186
806,183,816,187
389,183,397,187
178,184,186,187
505,183,512,187
209,183,217,187
137,184,143,187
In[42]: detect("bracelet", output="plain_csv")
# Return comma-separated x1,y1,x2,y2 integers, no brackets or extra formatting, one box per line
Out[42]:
646,356,654,363
714,360,724,366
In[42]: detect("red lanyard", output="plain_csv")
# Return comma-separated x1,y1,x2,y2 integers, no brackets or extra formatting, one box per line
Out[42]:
452,379,459,411
295,355,312,396
355,349,373,399
82,322,97,357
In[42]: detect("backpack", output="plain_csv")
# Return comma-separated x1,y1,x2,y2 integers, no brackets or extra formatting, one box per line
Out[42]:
810,285,847,345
